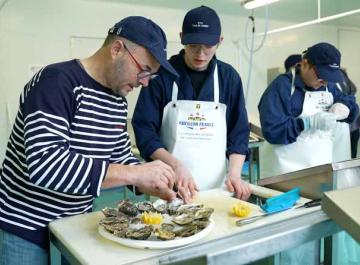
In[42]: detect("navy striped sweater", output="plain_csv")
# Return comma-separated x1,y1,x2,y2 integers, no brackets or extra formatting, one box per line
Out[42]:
0,60,139,249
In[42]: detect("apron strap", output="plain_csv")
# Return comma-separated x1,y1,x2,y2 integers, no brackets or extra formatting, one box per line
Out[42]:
214,64,219,103
291,68,296,96
171,82,179,102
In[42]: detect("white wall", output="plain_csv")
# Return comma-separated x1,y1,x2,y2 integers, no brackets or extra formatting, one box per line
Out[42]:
1,0,360,162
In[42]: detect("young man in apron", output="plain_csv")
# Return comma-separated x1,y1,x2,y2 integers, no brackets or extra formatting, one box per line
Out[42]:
258,42,359,265
259,42,358,179
132,6,251,202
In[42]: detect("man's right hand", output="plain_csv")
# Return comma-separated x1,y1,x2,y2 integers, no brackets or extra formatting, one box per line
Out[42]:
129,160,176,201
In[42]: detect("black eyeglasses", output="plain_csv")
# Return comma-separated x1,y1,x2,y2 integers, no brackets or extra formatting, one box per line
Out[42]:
123,44,158,81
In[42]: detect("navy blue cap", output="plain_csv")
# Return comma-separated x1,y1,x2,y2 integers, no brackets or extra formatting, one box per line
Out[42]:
284,54,302,72
181,6,221,46
108,16,178,77
303,42,342,82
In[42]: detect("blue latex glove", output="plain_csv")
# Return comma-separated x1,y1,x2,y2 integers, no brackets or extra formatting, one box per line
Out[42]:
301,112,337,131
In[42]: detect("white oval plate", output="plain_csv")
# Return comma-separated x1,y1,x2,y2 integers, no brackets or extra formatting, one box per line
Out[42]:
98,219,214,249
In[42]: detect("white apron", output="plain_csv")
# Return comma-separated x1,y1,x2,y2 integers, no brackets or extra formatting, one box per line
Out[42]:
260,69,351,178
160,65,227,190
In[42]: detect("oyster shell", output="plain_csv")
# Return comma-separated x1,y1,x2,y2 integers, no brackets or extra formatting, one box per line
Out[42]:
137,201,154,212
174,224,198,237
153,199,168,213
194,208,214,220
118,200,138,217
176,204,203,215
99,216,128,225
126,225,153,240
155,227,176,240
161,223,175,232
101,207,127,218
113,228,127,238
168,198,184,215
102,221,129,233
172,213,194,225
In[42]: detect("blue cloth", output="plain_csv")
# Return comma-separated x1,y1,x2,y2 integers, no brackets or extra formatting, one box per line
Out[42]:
132,49,250,160
258,68,359,145
0,229,48,265
260,187,300,213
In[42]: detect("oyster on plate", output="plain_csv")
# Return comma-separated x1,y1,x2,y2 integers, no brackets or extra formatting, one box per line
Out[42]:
154,227,176,241
99,198,214,241
118,200,138,217
152,199,168,213
126,225,153,240
136,201,154,212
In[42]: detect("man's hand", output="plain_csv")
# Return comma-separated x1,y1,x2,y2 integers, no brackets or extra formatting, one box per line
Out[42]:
225,172,252,201
128,160,177,201
173,162,198,203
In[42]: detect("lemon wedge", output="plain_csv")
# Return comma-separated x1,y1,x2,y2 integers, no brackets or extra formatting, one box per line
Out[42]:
141,212,163,225
232,202,251,217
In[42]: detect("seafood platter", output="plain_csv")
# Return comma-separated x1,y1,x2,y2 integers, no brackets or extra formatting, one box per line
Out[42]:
98,198,215,249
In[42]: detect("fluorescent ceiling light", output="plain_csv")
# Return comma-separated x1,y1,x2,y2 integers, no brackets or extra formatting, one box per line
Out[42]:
241,0,280,10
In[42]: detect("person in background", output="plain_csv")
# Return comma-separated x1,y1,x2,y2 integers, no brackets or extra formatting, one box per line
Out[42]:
284,54,302,73
259,42,358,179
336,68,360,158
132,6,251,203
0,16,179,265
258,42,358,265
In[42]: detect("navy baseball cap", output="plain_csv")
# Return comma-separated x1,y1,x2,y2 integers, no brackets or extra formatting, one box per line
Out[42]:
181,6,221,46
303,42,342,82
108,16,178,77
284,54,302,72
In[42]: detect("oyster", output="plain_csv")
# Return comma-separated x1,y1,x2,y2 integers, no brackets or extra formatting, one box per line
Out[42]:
168,198,184,215
126,225,153,240
174,224,198,237
118,200,138,217
155,227,176,240
193,220,210,230
172,213,194,225
102,221,129,233
113,228,127,238
130,217,142,224
99,216,128,225
153,199,168,213
137,201,154,212
194,208,214,220
161,223,175,232
101,207,127,218
176,204,203,215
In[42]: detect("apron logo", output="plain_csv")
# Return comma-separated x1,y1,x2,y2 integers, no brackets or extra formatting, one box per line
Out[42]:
178,112,214,130
196,104,201,109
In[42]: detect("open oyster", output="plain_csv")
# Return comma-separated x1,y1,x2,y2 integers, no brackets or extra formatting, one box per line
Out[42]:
137,201,154,212
155,227,176,240
168,198,184,215
153,199,168,213
172,213,194,225
194,208,214,220
126,225,153,240
174,224,198,237
118,200,138,217
102,207,127,218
